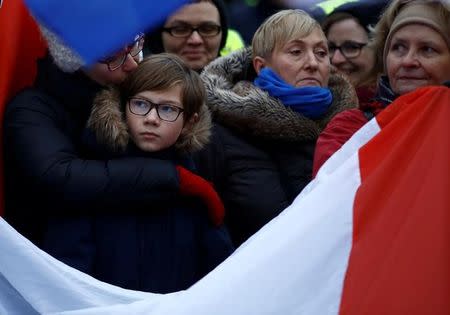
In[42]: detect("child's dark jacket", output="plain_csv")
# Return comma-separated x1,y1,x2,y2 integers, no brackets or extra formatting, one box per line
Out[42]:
42,89,234,293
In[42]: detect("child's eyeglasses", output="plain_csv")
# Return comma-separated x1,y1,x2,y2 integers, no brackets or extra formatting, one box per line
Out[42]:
128,97,184,122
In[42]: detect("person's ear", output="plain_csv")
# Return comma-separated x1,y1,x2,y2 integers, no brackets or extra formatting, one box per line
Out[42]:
253,56,266,75
182,112,199,133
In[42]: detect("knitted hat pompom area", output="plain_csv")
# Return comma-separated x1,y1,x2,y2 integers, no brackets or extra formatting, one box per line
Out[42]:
38,24,85,73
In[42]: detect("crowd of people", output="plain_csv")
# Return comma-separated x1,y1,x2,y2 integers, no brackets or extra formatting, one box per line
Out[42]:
1,0,449,297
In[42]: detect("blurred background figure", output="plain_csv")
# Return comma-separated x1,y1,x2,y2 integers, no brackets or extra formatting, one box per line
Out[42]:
321,5,380,105
308,0,388,21
144,0,230,72
313,0,450,176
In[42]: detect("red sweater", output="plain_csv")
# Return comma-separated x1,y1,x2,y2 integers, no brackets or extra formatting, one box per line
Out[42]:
312,100,385,178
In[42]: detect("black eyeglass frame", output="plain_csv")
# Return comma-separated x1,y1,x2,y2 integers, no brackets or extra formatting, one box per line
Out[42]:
99,33,145,71
162,24,222,38
128,97,185,122
328,41,368,59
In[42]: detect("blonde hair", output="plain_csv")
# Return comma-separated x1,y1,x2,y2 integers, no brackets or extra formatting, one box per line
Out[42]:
252,9,322,59
119,53,205,120
367,0,450,82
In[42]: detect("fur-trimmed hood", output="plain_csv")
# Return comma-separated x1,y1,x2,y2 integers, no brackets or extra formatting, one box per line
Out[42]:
86,89,212,154
201,47,358,142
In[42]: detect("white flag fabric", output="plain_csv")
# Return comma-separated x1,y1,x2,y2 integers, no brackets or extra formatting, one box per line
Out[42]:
1,86,449,315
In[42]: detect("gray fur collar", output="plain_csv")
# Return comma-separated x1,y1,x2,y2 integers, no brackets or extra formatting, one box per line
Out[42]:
201,47,358,142
87,88,212,154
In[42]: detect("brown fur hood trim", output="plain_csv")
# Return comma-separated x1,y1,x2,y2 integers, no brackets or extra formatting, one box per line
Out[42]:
86,88,212,154
201,47,358,142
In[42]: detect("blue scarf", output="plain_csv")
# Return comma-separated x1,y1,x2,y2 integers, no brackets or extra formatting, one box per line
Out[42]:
254,67,333,119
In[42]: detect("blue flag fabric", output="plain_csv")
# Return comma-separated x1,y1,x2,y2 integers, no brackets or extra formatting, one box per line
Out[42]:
24,0,188,65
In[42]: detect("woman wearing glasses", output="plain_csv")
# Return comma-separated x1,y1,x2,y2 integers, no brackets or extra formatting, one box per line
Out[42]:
321,6,379,106
3,25,231,287
144,0,228,72
4,28,140,244
313,0,450,177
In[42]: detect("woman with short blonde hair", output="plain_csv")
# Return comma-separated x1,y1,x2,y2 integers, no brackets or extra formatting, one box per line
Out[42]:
197,9,358,246
252,9,320,59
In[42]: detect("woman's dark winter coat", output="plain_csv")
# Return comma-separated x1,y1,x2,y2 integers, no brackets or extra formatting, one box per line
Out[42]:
195,48,358,245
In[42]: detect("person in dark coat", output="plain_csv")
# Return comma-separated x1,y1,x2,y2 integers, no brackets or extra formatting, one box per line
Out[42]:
195,9,358,246
312,0,450,177
42,53,234,293
3,25,227,267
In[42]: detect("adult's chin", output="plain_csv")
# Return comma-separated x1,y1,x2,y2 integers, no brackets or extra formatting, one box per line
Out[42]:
183,58,207,72
296,80,322,87
393,80,429,95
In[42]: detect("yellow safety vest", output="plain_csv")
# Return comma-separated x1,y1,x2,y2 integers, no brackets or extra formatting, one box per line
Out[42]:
316,0,360,15
220,29,246,56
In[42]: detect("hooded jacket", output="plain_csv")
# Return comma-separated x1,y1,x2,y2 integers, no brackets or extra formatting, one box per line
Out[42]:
86,87,212,155
196,48,358,245
40,87,234,293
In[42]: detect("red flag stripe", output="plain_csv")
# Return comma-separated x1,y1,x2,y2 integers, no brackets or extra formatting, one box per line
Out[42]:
0,0,47,216
339,86,450,315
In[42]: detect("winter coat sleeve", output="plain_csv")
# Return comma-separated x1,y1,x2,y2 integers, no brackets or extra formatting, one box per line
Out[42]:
312,109,368,178
3,90,179,210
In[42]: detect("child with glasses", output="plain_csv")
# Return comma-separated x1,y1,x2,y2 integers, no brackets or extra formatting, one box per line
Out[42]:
42,53,234,293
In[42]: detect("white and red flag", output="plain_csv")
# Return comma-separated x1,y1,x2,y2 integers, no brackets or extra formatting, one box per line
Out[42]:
1,86,449,314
